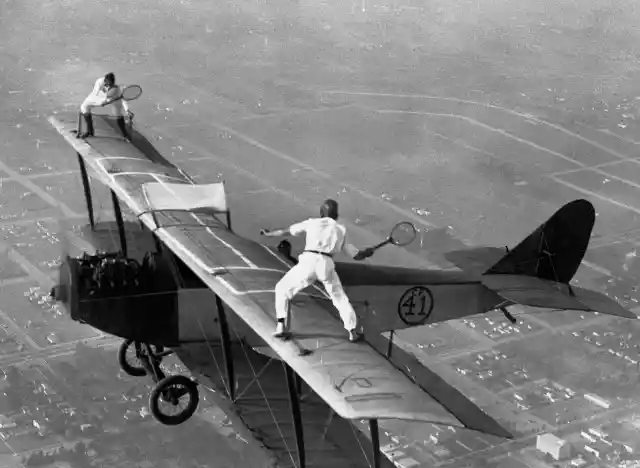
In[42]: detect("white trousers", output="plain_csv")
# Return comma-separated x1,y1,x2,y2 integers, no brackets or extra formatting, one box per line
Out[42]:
80,95,126,116
275,252,357,332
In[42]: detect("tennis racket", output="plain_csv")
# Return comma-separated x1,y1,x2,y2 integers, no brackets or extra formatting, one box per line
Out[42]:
368,221,417,252
106,85,143,104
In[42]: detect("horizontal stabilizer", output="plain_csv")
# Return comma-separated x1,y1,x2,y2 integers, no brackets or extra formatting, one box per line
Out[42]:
571,286,638,320
482,274,637,319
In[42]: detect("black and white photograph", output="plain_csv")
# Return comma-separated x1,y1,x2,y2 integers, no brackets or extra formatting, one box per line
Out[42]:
1,0,640,467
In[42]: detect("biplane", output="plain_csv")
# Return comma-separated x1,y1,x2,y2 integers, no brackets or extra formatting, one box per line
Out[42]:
47,113,636,468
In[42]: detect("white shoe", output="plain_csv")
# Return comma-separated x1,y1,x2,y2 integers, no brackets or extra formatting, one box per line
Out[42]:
348,329,363,342
274,321,291,339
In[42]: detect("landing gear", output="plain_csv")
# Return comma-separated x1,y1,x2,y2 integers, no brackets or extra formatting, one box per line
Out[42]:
118,339,165,377
500,307,517,324
118,340,148,377
118,339,200,425
150,375,199,426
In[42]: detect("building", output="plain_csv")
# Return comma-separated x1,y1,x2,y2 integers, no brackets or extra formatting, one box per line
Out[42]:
0,414,16,429
536,433,572,460
584,393,611,409
584,439,615,461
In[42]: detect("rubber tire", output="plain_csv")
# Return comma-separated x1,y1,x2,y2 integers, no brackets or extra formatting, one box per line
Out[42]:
118,340,147,377
149,375,199,426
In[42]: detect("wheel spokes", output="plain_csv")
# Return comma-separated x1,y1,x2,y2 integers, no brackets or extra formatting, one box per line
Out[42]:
127,346,144,368
158,384,192,414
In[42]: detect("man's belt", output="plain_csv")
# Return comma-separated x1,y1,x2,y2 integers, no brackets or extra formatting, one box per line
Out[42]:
303,250,333,258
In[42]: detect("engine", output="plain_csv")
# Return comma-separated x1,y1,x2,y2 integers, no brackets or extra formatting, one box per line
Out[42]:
77,251,160,298
51,251,180,345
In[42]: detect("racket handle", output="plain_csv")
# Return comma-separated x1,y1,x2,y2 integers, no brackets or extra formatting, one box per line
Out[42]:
370,238,392,251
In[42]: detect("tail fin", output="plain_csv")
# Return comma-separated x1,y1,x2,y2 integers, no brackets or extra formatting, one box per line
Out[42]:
444,200,636,319
484,199,595,283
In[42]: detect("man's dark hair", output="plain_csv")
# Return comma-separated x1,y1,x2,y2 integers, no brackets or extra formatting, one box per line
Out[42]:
104,72,116,85
320,199,339,220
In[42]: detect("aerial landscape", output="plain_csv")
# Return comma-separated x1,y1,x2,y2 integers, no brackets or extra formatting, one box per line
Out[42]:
2,0,640,467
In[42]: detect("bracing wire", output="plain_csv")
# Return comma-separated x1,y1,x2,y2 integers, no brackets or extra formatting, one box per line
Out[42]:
197,306,297,467
227,316,298,468
196,318,230,397
541,232,562,292
320,410,335,441
233,358,274,402
307,409,335,467
349,419,371,467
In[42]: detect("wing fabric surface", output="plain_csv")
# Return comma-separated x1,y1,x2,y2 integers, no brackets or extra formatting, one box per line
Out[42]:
143,182,228,214
48,114,482,428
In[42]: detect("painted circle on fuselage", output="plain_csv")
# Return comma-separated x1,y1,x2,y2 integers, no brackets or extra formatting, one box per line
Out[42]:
398,286,434,326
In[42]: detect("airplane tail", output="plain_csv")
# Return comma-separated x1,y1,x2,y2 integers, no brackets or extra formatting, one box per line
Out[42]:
446,199,636,319
484,199,595,282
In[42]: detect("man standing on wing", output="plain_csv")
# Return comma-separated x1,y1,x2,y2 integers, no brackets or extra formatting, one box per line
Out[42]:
260,199,374,342
77,72,133,140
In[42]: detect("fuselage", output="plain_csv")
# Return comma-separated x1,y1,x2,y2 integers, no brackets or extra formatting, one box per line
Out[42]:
61,247,505,351
57,211,505,350
336,263,506,333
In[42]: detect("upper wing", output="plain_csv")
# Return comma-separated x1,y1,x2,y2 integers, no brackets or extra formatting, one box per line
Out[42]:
49,114,504,431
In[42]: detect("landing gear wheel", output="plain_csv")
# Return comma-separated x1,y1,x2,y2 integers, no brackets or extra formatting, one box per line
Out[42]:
149,375,199,426
118,340,166,377
118,340,149,377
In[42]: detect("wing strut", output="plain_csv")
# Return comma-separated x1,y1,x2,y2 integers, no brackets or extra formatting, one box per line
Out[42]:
284,360,386,468
369,419,381,468
77,152,96,230
215,294,236,401
385,330,395,358
284,363,306,468
110,190,128,257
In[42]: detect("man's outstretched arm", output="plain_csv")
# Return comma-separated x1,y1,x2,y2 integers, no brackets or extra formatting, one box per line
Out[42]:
260,228,291,237
261,219,308,238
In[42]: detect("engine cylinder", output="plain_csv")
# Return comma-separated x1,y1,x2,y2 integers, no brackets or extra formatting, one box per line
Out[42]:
52,252,180,345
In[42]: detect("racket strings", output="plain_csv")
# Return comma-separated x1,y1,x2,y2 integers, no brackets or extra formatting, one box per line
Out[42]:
390,222,417,246
121,85,142,101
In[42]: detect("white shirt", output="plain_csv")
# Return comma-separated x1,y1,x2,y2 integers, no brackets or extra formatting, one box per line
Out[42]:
91,77,129,113
289,218,359,258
